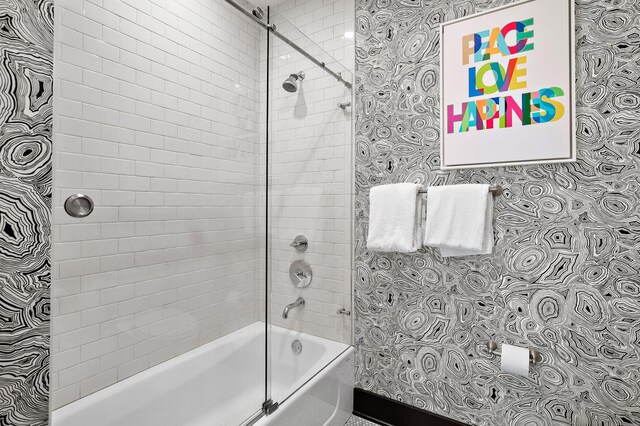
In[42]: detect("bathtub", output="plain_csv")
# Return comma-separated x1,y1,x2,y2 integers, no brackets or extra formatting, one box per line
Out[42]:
51,322,353,426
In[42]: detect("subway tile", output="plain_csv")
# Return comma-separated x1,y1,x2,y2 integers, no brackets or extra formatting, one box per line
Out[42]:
58,326,101,352
83,35,120,62
81,271,119,292
102,158,135,175
52,384,80,410
80,335,119,363
58,291,101,315
81,239,119,258
101,222,136,239
101,284,135,305
51,312,83,335
99,347,134,371
102,92,137,114
82,172,119,190
101,253,136,272
58,257,102,279
82,138,119,158
102,26,135,50
80,368,118,397
119,176,150,191
102,124,135,144
51,348,82,372
83,1,120,30
104,0,137,23
117,355,149,380
100,315,135,339
62,11,102,39
119,144,150,161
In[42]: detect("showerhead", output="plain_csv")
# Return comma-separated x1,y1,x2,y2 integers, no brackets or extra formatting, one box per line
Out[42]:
282,71,305,93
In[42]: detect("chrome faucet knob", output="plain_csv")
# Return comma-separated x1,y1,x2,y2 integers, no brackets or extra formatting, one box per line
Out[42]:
289,260,312,288
290,235,308,252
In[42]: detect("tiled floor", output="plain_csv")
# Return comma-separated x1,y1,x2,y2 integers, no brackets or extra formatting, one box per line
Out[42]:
345,415,380,425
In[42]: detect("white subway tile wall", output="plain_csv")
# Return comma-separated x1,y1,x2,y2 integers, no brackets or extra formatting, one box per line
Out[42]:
274,0,355,68
264,0,355,344
51,0,264,408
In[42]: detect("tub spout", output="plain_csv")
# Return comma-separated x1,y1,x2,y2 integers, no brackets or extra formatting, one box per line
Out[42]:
282,297,305,319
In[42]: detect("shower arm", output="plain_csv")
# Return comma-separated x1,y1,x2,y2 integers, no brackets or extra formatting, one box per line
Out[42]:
222,0,352,90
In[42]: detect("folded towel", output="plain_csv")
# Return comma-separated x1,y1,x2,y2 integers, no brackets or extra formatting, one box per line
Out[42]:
423,184,493,257
367,183,423,253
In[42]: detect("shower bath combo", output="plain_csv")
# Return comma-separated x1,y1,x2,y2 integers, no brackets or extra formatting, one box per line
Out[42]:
45,0,355,425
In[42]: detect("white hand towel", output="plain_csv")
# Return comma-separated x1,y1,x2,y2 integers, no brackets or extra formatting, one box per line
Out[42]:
423,184,493,257
367,183,423,253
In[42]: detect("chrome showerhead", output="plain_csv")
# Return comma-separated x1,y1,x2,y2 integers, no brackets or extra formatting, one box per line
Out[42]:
282,71,305,93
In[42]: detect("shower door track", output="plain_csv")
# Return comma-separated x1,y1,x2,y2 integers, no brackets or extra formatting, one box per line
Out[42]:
222,0,352,89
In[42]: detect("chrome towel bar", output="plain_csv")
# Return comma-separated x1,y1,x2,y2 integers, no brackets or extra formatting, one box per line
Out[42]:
417,183,503,196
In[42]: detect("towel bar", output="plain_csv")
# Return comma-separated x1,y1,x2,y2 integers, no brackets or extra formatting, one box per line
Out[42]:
487,340,542,365
417,184,502,196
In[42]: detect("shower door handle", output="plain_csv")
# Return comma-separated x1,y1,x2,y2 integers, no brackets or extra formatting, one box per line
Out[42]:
64,194,95,218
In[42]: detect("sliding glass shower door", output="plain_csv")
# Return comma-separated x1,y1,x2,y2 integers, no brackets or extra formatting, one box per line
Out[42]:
50,0,269,425
265,6,354,407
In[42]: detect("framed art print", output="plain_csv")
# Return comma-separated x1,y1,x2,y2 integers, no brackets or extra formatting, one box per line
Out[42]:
440,0,576,169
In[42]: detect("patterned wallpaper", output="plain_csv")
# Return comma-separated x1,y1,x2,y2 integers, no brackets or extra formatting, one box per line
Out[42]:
0,1,53,425
354,1,640,425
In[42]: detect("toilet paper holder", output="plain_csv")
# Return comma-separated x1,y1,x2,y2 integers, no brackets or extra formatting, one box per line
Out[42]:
487,340,542,365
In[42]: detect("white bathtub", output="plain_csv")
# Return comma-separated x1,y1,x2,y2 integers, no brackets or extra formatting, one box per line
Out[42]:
52,322,353,426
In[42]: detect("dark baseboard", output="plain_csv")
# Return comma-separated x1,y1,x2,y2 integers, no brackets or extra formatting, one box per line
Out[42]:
353,388,470,426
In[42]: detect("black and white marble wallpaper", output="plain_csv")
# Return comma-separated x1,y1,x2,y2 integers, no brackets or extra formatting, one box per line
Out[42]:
354,1,640,425
0,0,53,425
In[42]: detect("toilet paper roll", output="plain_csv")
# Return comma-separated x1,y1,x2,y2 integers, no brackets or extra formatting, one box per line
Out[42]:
500,344,529,376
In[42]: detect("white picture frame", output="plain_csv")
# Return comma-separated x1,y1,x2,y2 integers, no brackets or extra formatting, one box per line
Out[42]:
439,0,576,170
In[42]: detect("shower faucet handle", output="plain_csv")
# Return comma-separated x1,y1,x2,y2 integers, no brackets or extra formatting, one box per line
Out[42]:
289,260,312,288
289,235,308,251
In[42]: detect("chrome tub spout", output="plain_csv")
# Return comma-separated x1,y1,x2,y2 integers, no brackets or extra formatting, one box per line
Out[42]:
282,297,305,319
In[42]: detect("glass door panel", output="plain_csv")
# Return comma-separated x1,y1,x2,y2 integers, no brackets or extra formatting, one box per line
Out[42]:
50,1,268,425
266,7,354,406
